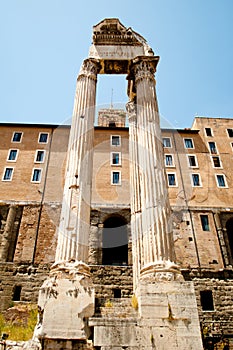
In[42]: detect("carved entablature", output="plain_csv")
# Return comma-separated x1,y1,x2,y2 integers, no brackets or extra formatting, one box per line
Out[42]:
89,19,155,63
93,18,144,46
78,58,101,81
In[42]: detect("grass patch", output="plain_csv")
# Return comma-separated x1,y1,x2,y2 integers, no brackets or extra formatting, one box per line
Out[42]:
0,304,37,341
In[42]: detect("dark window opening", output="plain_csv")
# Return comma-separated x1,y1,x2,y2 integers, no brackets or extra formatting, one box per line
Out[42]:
102,216,128,266
3,168,13,181
184,138,194,148
205,128,212,136
111,136,120,146
167,173,176,186
13,285,22,301
39,133,48,143
200,290,214,311
112,153,120,165
216,175,226,187
200,215,210,231
112,171,120,184
192,174,201,186
12,132,22,142
212,156,221,167
188,155,197,167
227,129,233,137
165,155,173,166
36,151,45,162
109,122,116,127
32,169,41,182
188,237,193,241
226,218,233,260
113,288,121,298
208,142,217,154
162,137,171,148
8,150,18,161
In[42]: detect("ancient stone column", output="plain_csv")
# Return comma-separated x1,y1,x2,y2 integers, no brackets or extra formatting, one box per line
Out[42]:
36,59,100,346
55,58,100,263
0,205,17,262
130,57,180,282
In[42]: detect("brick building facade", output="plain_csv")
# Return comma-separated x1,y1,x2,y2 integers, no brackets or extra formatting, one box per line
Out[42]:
0,113,233,348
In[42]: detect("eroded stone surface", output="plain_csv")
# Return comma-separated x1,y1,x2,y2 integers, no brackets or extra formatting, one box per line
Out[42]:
36,261,94,341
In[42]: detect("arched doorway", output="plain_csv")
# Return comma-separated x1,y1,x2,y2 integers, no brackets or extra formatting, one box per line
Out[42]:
102,216,128,266
226,218,233,260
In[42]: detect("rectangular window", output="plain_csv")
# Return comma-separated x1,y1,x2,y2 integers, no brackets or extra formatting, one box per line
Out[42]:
192,173,201,187
208,142,218,154
216,174,227,188
167,173,177,186
3,167,14,181
205,128,213,137
184,138,194,149
188,155,198,167
111,135,120,146
111,152,121,165
227,128,233,137
212,156,221,168
35,150,45,163
7,149,18,162
163,137,171,148
165,154,174,167
200,290,214,311
12,132,22,143
200,215,210,231
38,133,49,143
32,168,42,183
111,171,121,185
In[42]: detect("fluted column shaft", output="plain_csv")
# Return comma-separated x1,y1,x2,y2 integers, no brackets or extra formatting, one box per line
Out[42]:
55,58,100,263
130,57,176,281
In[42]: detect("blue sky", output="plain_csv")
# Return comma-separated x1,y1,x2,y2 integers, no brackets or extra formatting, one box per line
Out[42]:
1,0,233,128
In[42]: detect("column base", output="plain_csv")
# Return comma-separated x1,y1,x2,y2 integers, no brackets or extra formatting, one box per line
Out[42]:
139,260,184,282
136,280,203,349
34,260,95,347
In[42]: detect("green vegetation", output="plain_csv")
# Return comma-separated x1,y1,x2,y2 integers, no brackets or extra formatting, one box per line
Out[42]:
0,304,37,341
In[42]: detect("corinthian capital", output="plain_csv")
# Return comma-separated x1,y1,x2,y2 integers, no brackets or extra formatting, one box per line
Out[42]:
78,58,101,81
132,57,159,83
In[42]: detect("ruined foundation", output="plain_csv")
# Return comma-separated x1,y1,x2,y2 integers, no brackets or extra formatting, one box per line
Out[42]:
36,261,94,346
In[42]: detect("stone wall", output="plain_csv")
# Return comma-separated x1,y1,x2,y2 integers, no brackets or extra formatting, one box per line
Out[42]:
1,263,233,347
0,263,133,312
0,263,50,312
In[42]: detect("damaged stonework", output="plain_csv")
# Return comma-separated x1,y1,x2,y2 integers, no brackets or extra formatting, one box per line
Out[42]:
35,261,94,342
